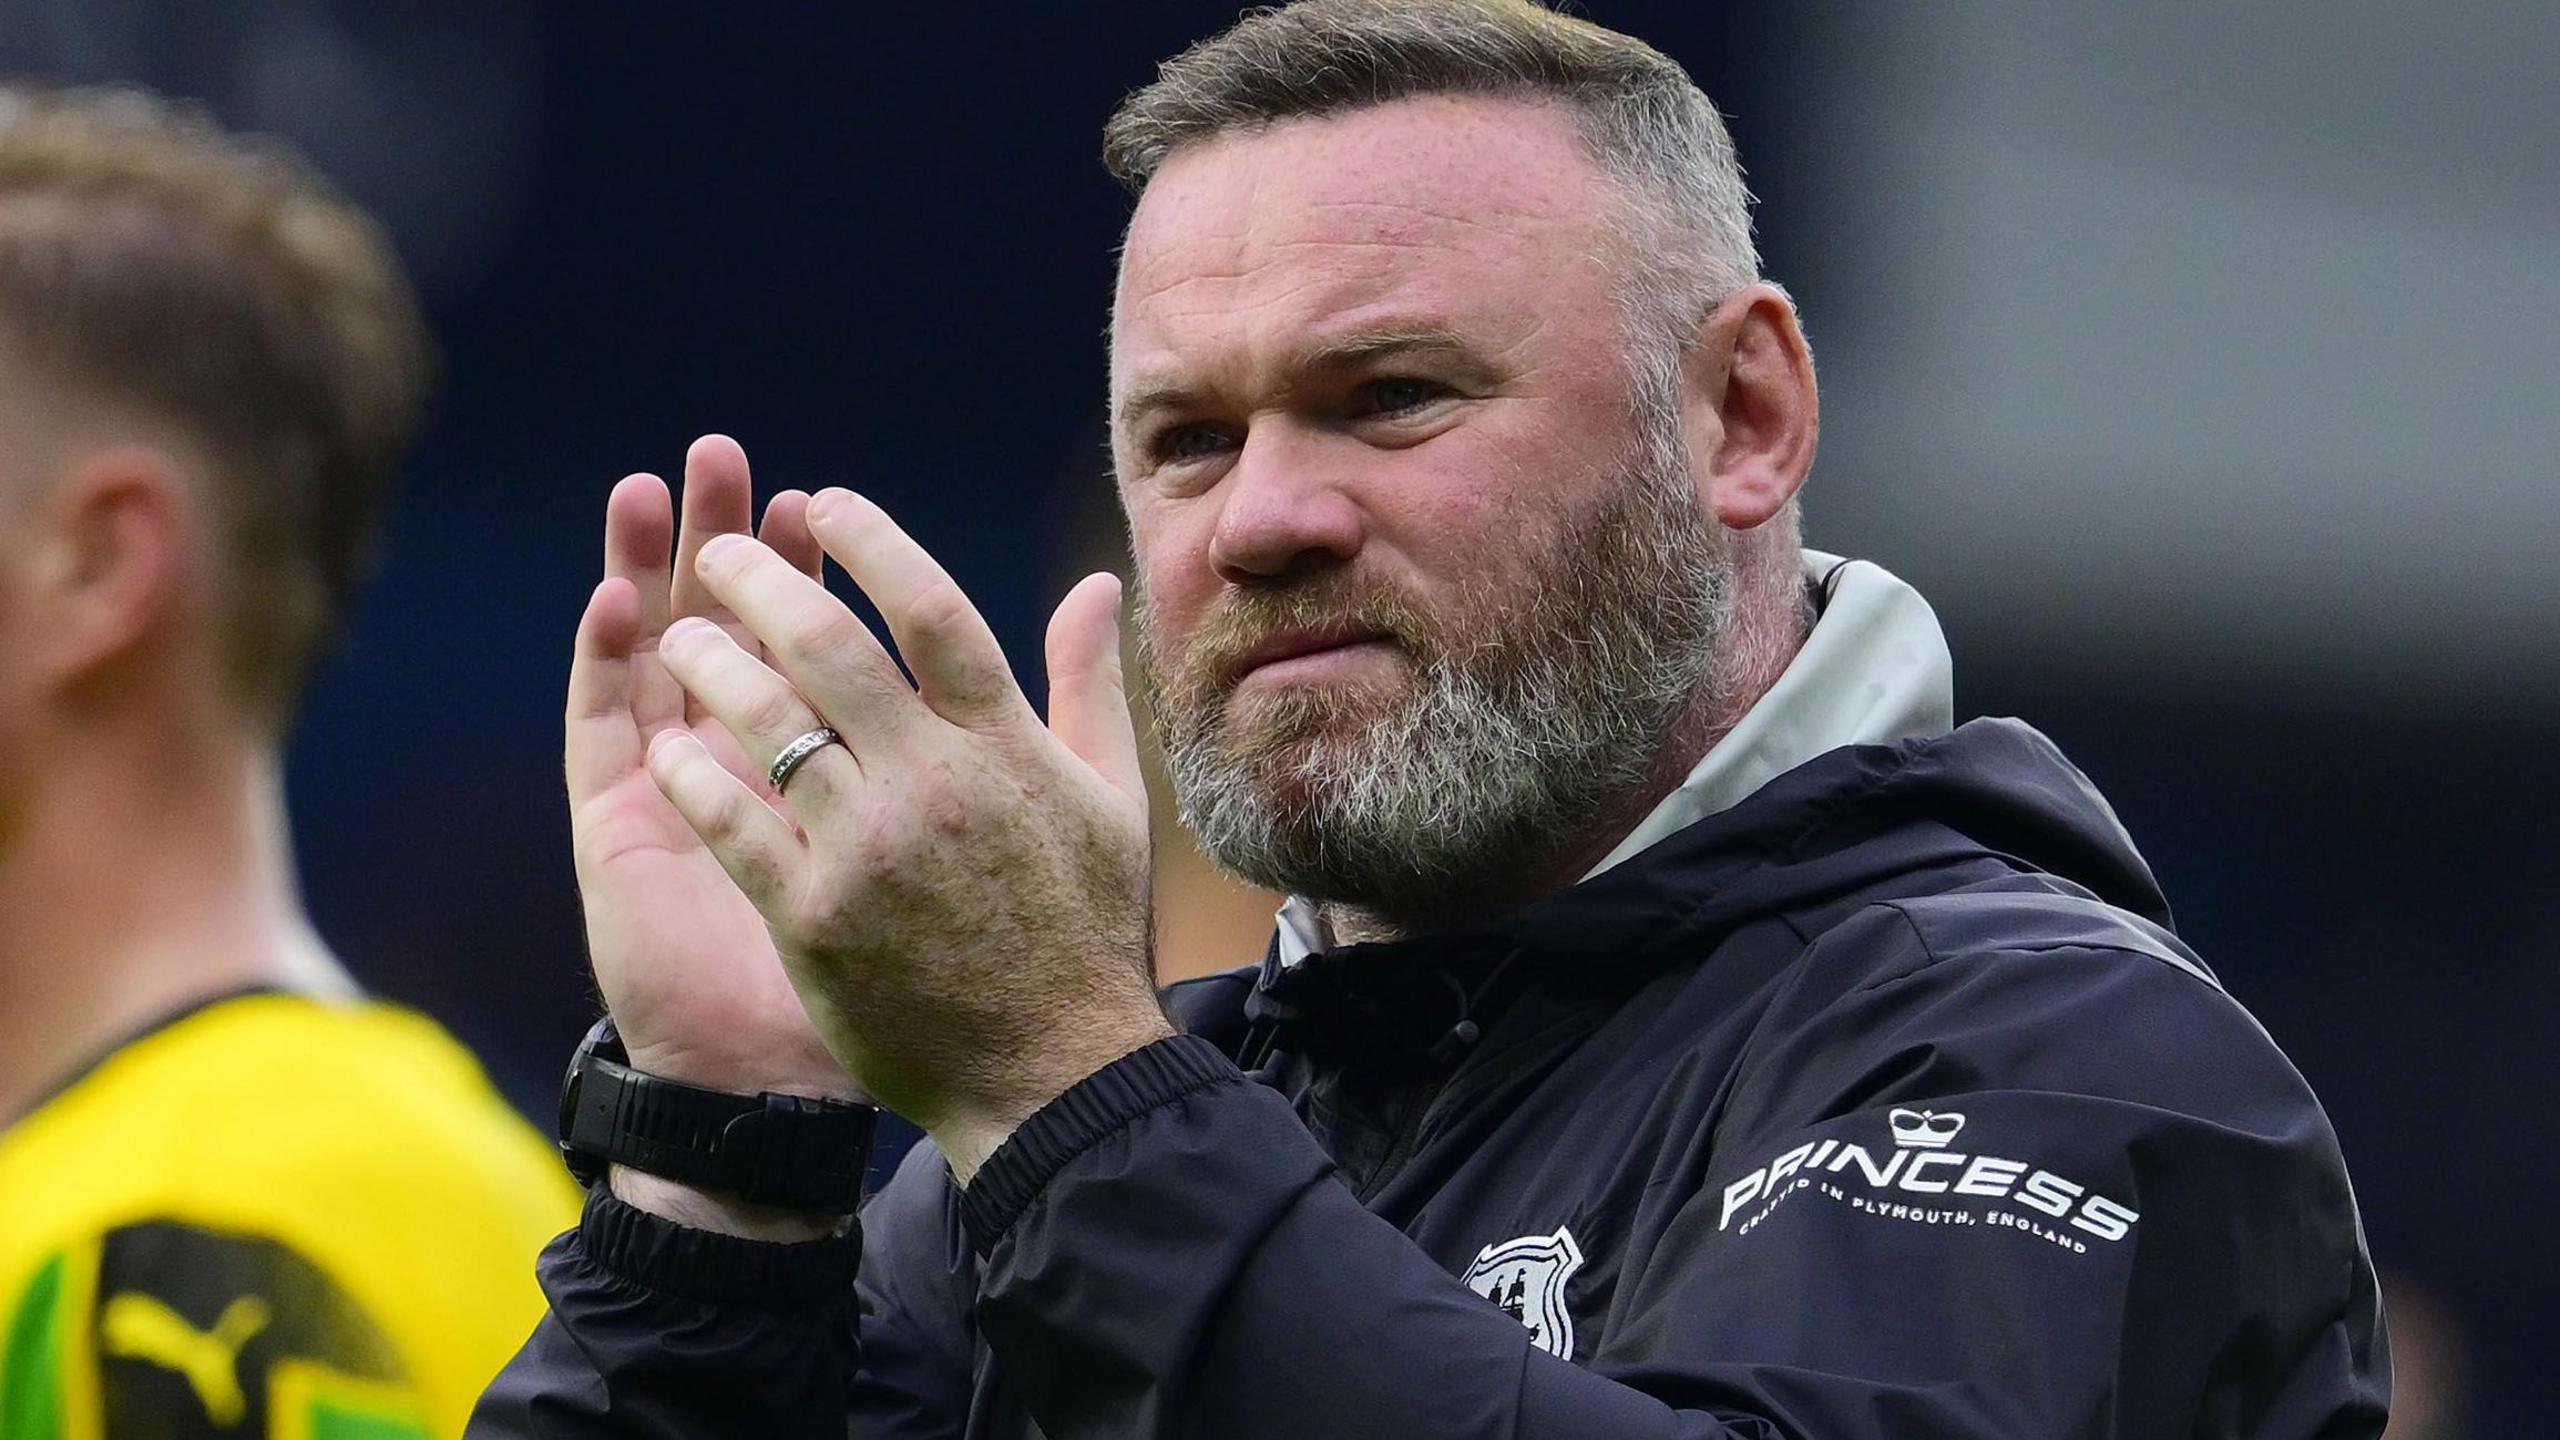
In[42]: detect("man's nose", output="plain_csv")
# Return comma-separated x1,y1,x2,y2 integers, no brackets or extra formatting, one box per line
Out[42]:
1206,423,1365,584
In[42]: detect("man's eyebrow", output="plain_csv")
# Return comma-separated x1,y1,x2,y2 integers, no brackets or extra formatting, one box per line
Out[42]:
1114,379,1198,434
1299,323,1479,370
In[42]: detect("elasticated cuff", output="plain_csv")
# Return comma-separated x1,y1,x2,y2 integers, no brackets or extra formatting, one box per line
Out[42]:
957,1034,1239,1255
579,1186,860,1309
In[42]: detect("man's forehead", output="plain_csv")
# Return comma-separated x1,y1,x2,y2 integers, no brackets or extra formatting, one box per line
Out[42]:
1111,95,1609,374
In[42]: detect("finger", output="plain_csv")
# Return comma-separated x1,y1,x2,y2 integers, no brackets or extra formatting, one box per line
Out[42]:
759,489,824,584
1045,572,1145,801
645,729,802,906
566,577,645,800
602,473,674,639
658,613,861,804
672,434,756,630
690,533,918,747
601,473,689,733
804,488,1028,731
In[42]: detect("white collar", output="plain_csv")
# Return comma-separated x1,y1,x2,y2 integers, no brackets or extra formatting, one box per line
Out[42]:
1271,550,1954,965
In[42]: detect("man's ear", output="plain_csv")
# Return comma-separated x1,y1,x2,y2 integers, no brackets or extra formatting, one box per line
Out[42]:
1683,282,1819,531
21,447,189,685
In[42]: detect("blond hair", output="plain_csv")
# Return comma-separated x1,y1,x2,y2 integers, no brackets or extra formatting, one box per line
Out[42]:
0,84,431,725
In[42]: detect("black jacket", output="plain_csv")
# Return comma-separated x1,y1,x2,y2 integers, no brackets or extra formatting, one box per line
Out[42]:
471,719,2388,1439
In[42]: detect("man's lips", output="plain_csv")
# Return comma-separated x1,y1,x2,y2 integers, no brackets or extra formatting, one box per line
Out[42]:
1227,627,1395,685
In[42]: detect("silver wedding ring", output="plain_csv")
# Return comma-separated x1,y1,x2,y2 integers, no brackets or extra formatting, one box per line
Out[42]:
767,725,842,795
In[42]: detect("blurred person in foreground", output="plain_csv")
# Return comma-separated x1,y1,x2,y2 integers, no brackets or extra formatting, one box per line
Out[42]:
0,87,579,1440
478,2,2387,1436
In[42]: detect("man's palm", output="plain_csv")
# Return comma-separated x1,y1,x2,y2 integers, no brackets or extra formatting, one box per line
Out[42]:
563,439,855,1099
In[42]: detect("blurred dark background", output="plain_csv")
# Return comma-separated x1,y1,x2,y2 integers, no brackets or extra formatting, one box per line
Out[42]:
5,4,2547,1434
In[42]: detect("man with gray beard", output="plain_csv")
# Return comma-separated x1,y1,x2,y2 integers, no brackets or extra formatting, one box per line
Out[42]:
476,2,2386,1437
1142,391,1748,925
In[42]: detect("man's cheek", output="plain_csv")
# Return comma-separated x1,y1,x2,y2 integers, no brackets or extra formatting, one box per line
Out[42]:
1132,604,1221,720
1127,539,1212,641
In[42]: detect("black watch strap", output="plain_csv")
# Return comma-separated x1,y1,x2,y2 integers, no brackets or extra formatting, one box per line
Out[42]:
557,1017,876,1213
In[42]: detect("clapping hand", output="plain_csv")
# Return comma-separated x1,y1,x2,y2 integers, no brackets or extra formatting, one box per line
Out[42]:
566,436,856,1109
578,436,1170,1188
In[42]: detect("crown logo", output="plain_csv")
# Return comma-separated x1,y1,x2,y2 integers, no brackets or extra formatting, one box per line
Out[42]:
1889,1108,1965,1149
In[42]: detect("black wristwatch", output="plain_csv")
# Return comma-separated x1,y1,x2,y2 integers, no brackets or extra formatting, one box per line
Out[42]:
556,1017,877,1213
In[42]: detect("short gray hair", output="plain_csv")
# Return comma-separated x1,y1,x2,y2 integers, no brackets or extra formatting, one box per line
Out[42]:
1104,0,1759,363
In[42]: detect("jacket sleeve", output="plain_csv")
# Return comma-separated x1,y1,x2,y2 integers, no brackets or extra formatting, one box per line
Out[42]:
467,1144,978,1440
464,1189,862,1440
957,918,2386,1439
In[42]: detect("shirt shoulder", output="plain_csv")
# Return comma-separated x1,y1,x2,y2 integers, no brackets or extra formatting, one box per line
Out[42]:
1635,881,2385,1439
0,994,580,1439
1745,877,2320,1140
27,993,576,1233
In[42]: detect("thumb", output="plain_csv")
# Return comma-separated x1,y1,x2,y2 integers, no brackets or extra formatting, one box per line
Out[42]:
1044,572,1145,802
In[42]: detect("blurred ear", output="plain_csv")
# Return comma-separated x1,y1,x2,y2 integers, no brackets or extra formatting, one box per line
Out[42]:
1684,282,1819,531
19,447,188,686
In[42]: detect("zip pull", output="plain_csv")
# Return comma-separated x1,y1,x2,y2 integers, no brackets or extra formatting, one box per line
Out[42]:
1428,1017,1482,1065
1426,947,1524,1065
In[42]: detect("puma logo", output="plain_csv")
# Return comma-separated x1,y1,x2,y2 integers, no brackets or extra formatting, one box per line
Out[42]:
99,1292,271,1426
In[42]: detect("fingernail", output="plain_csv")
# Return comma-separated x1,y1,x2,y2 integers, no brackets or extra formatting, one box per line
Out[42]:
808,488,853,523
662,616,715,648
698,532,749,566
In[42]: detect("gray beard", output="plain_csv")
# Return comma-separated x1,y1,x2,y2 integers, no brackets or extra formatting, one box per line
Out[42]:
1137,423,1733,919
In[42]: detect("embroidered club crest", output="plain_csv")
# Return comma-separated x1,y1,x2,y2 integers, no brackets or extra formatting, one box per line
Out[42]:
1462,1225,1585,1360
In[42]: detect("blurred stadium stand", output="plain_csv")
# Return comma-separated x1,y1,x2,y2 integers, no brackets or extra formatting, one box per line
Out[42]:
5,3,2548,1432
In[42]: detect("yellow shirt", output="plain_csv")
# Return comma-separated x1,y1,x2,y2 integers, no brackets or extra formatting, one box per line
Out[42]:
0,993,581,1440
